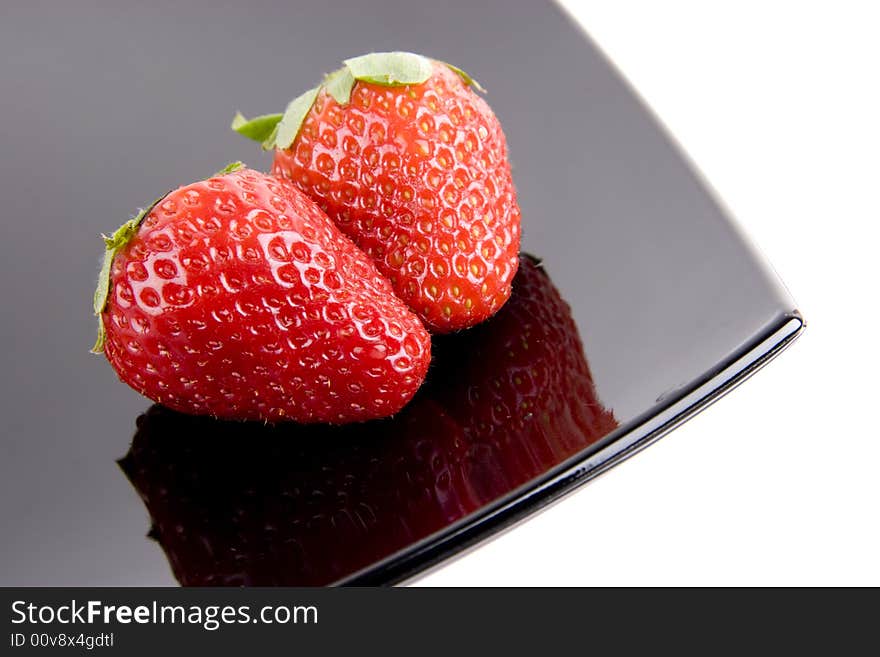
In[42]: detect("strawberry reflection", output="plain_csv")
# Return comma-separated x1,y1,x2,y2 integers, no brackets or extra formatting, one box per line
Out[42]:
120,256,617,586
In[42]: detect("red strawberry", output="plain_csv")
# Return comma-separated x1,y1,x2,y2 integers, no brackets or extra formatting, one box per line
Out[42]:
93,163,431,423
120,255,616,585
233,52,522,333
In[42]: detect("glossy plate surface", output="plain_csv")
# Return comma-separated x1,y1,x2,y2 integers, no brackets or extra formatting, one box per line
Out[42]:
0,0,801,585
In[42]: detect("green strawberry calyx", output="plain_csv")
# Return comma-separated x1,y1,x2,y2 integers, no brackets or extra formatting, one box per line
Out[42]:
231,52,484,151
91,200,161,354
91,162,245,354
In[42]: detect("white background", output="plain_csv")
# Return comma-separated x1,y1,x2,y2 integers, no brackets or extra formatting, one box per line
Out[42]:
416,0,879,586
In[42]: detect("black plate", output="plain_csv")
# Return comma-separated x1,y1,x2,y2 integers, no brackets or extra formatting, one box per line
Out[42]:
0,0,802,586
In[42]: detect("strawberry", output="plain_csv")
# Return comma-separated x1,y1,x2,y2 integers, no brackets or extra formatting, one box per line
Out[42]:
120,255,616,585
232,52,522,333
93,163,431,423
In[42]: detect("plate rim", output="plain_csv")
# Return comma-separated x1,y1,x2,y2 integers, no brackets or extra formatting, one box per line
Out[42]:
337,311,805,586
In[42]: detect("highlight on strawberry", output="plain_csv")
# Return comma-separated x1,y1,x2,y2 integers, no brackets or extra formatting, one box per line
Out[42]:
92,163,431,423
233,52,522,333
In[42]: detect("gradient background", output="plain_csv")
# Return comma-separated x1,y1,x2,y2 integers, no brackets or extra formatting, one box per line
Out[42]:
1,0,803,585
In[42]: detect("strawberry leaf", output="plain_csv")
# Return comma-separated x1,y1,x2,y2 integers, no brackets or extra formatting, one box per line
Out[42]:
443,61,486,93
324,66,356,105
230,112,283,147
214,161,245,176
231,53,484,149
91,195,166,354
273,86,320,150
343,52,433,86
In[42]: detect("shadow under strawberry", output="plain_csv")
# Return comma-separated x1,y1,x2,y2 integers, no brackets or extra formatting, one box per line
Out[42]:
119,255,617,585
